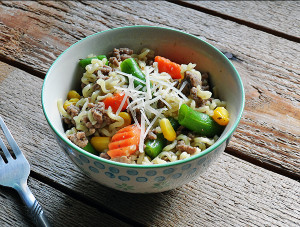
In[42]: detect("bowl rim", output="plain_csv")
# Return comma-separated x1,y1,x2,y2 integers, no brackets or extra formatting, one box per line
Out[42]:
42,25,245,169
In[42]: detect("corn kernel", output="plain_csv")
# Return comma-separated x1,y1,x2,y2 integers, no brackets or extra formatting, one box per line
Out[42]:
118,112,132,128
63,100,71,110
67,90,81,100
212,107,229,126
160,118,176,141
91,137,111,152
63,98,79,110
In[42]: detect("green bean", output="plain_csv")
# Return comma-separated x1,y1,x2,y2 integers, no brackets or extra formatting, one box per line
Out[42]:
144,133,167,159
167,117,180,131
120,58,150,90
178,104,224,137
79,55,108,68
83,142,98,155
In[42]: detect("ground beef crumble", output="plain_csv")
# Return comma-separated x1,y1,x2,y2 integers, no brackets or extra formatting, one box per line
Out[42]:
63,105,80,126
83,103,114,131
178,71,211,107
176,140,198,155
67,132,88,148
109,48,133,67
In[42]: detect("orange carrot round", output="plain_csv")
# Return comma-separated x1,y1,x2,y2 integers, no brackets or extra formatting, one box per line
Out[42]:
154,56,182,79
107,125,141,158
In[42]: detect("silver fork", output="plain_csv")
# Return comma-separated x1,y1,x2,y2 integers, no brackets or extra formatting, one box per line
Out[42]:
0,116,51,227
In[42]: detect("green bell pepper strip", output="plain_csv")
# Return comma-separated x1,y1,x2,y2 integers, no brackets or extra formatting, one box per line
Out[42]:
178,104,224,137
144,133,167,159
83,142,98,155
79,55,108,68
120,58,152,90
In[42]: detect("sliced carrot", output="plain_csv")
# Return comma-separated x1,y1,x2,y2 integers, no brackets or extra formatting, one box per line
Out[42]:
114,124,137,134
111,131,135,143
107,145,137,158
109,137,138,150
154,56,182,79
103,92,128,113
107,124,141,159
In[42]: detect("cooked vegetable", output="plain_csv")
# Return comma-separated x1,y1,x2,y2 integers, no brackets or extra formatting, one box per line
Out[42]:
67,90,81,100
167,117,180,131
118,112,132,128
107,125,141,158
103,92,128,113
154,56,182,79
79,55,108,68
63,98,79,110
212,107,229,126
83,142,98,155
160,118,177,141
120,58,148,89
90,137,111,152
178,104,224,137
145,133,166,159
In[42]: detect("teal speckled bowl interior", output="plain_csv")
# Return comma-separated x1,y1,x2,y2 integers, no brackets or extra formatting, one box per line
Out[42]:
42,26,244,193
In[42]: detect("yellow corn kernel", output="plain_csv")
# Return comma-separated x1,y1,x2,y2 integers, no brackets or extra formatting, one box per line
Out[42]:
63,100,71,110
90,137,111,152
160,118,176,141
212,107,229,126
63,98,79,110
67,90,81,100
118,112,132,128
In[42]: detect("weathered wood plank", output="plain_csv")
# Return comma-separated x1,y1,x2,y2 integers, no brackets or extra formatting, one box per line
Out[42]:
0,178,131,227
181,0,300,39
0,62,299,226
0,1,299,177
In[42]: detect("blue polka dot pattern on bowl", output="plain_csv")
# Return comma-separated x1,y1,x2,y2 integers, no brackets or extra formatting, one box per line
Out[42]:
155,176,165,182
146,170,157,176
79,155,90,163
89,166,99,173
94,161,105,169
172,173,182,179
127,170,138,175
109,167,119,174
118,176,130,181
197,158,206,166
74,157,83,165
136,177,148,182
163,168,175,174
188,168,197,175
105,172,115,178
182,164,191,170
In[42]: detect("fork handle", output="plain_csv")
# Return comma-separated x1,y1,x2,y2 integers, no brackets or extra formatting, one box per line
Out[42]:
15,182,51,227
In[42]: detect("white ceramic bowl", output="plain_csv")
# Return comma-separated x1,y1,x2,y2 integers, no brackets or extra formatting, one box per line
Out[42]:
42,26,244,193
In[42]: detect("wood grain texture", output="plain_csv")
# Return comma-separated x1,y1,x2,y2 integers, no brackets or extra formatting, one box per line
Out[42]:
0,178,130,227
181,0,300,39
0,62,299,226
0,1,299,177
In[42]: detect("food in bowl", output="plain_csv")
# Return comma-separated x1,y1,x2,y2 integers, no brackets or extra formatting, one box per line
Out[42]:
57,47,230,165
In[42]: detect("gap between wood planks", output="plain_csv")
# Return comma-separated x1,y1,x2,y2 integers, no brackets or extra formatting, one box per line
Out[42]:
169,0,300,43
27,171,145,227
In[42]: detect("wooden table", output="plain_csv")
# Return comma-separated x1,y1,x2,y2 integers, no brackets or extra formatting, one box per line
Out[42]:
0,1,299,226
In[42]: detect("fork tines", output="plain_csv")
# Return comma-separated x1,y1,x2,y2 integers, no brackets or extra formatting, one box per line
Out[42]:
0,116,22,162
